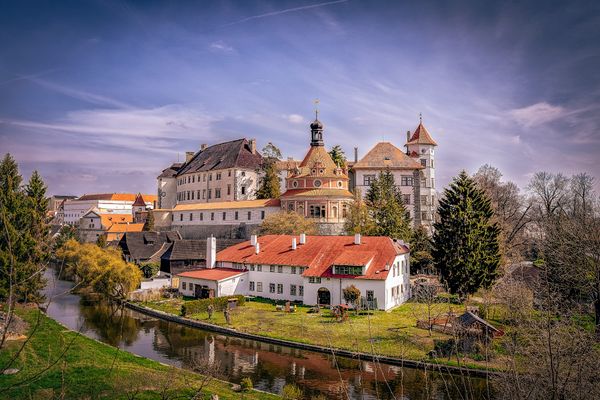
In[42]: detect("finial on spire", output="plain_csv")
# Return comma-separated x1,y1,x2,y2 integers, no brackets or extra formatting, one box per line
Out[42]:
419,112,422,123
314,98,320,120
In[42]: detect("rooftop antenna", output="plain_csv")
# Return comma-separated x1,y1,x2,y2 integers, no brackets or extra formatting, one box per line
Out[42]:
314,98,320,120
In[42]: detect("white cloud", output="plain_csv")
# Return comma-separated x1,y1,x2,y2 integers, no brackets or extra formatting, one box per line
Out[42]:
509,102,566,127
209,40,235,53
287,114,304,124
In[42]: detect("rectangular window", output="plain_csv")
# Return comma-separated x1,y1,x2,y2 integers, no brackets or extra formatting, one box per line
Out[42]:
211,212,215,221
215,188,221,198
209,173,212,181
197,190,201,199
182,282,187,290
241,171,246,176
227,185,231,195
431,159,435,168
222,211,226,220
403,194,411,205
269,283,276,293
191,191,195,200
247,211,251,220
250,265,255,271
241,186,246,195
366,290,374,301
216,172,222,180
187,191,190,200
277,266,283,273
257,265,262,272
261,210,265,219
290,284,297,296
291,266,296,274
420,159,427,167
235,211,238,220
334,265,363,275
180,214,183,221
249,281,255,291
363,174,376,185
401,176,414,186
200,213,203,221
202,189,206,199
203,174,206,182
189,213,193,221
270,265,275,273
308,277,322,284
421,195,428,205
257,282,263,292
277,284,283,294
431,178,435,189
299,285,304,296
228,170,232,177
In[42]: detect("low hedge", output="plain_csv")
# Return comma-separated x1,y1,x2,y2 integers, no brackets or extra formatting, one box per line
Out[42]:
181,295,246,316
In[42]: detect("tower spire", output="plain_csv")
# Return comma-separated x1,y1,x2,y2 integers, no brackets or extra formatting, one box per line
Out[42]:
314,98,320,120
309,99,324,147
419,112,422,124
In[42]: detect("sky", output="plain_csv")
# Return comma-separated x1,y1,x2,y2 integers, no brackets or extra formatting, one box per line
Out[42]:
1,0,599,196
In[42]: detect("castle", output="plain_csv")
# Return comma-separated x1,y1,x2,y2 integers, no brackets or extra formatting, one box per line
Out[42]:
154,113,438,238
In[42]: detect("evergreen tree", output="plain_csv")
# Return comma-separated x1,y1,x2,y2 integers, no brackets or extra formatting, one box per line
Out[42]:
344,189,376,235
0,155,48,302
365,170,412,240
257,143,282,199
410,225,434,274
432,171,501,298
143,211,155,231
329,145,347,168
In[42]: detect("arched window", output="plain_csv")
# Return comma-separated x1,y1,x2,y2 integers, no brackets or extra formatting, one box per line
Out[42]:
342,204,348,218
332,206,338,218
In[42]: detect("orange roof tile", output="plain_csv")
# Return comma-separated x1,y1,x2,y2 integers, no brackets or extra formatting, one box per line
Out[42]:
77,193,157,202
100,214,133,228
281,188,353,198
172,199,281,211
177,268,246,281
105,223,144,233
353,142,423,170
332,251,376,266
406,122,437,146
217,235,409,280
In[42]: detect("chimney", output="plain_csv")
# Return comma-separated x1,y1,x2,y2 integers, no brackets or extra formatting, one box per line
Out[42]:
406,130,411,143
354,147,358,163
292,238,297,250
185,151,194,162
255,242,260,254
201,143,208,151
354,233,361,245
249,138,257,154
206,236,216,269
299,233,306,245
250,234,257,246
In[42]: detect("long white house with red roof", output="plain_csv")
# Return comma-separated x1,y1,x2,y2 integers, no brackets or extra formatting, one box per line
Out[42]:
176,234,411,311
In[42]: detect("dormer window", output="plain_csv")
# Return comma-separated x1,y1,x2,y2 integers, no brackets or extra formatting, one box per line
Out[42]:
333,265,364,275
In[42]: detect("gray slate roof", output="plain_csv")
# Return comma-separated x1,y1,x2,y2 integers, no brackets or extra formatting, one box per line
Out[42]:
456,311,499,332
176,139,262,176
118,231,182,262
157,163,183,179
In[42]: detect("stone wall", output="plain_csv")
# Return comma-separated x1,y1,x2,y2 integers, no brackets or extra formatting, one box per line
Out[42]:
316,222,346,236
157,223,261,240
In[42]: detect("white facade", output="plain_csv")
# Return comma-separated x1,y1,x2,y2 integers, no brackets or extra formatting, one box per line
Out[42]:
407,144,437,227
178,273,248,298
64,197,155,226
175,168,260,204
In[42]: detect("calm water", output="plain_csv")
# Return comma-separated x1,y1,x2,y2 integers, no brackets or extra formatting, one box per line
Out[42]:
43,270,491,399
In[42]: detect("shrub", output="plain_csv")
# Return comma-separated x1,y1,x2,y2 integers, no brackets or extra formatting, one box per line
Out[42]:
435,292,461,304
181,295,246,316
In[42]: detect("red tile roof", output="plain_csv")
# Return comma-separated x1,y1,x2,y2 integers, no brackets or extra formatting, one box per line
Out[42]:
216,235,409,280
353,142,423,170
77,193,157,202
406,122,437,146
177,268,246,281
332,251,376,267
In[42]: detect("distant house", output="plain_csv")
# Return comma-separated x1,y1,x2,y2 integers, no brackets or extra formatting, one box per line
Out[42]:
159,238,244,276
118,231,181,264
78,209,133,243
64,193,157,226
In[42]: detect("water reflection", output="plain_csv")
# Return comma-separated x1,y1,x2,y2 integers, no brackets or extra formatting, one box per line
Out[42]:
44,270,490,399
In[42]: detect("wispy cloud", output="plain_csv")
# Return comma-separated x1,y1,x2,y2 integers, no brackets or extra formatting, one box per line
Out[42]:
0,69,59,87
509,102,566,127
286,114,304,124
221,0,348,27
209,40,235,53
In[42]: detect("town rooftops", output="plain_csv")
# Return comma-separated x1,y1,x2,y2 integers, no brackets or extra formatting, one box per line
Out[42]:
176,138,262,176
177,268,245,281
217,235,409,280
76,193,158,202
280,188,353,198
118,231,182,262
171,198,281,211
353,142,424,170
406,122,437,146
100,214,133,228
106,223,144,233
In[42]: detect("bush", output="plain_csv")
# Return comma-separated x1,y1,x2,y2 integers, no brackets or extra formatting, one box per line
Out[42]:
435,292,461,304
181,295,246,316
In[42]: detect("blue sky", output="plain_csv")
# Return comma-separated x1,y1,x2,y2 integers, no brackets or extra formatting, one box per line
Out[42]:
1,0,599,196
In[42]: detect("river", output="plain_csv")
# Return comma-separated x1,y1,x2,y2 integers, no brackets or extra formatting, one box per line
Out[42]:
43,270,491,399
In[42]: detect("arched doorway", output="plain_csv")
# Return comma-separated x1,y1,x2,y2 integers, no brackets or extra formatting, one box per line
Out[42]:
317,288,331,305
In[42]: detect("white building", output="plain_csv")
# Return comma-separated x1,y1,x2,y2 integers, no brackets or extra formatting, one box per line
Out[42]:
63,193,157,226
176,234,411,311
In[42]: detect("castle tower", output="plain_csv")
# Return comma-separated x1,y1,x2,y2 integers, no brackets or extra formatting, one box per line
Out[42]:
405,115,437,230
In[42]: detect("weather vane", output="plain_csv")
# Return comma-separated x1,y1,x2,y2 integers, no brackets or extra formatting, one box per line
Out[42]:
314,98,320,120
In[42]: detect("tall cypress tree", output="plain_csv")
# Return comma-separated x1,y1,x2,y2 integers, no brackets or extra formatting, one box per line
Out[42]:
432,171,501,298
365,170,412,240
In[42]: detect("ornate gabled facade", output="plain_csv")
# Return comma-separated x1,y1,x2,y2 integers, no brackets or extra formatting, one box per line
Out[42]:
280,116,353,234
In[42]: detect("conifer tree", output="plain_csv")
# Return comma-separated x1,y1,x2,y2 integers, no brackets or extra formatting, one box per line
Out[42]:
410,225,434,274
257,143,281,199
0,155,48,302
329,145,347,168
365,170,412,240
344,189,375,235
432,171,501,298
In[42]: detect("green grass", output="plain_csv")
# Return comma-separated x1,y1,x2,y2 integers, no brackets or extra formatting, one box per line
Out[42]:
140,298,504,369
0,306,279,400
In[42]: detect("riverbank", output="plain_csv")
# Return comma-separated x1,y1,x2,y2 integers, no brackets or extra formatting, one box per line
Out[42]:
130,299,503,376
0,306,279,400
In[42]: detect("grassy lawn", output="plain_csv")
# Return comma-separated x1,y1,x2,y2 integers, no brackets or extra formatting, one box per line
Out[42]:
140,298,504,368
0,306,279,400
